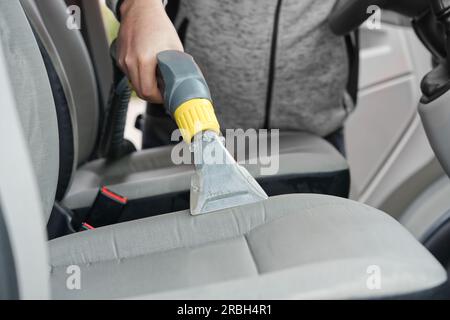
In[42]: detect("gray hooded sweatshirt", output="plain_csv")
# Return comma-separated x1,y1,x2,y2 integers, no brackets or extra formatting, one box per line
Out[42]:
108,0,350,137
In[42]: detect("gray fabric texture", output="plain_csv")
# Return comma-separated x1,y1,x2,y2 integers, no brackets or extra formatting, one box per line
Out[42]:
50,194,446,299
62,131,348,209
108,0,350,136
0,35,52,299
0,0,59,219
23,0,100,166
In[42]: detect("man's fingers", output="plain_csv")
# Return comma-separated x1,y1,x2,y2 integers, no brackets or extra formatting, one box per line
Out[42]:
150,85,164,104
124,56,141,97
137,56,163,103
118,54,128,76
116,34,129,76
118,52,164,103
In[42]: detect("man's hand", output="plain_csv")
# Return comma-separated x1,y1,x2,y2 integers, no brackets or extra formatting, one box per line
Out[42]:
117,0,183,102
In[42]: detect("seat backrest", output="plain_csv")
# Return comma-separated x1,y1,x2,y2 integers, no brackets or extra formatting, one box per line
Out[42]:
0,0,53,298
0,0,59,220
19,0,103,200
21,0,100,167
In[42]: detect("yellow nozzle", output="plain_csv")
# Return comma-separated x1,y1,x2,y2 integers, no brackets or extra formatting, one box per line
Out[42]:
174,98,221,143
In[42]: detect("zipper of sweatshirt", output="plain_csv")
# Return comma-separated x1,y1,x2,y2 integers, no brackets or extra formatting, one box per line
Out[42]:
264,0,283,129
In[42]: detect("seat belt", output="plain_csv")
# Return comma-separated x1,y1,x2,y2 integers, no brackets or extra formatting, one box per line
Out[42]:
83,187,128,228
71,187,129,231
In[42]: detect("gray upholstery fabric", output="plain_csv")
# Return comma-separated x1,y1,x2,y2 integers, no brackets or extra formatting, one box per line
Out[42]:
0,31,51,299
22,0,100,166
62,131,349,209
0,0,59,219
50,194,446,299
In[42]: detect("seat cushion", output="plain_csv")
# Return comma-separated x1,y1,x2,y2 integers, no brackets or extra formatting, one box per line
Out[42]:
62,132,349,213
49,194,446,299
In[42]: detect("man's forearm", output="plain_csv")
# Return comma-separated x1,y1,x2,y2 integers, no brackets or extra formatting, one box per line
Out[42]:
106,0,168,20
108,0,183,101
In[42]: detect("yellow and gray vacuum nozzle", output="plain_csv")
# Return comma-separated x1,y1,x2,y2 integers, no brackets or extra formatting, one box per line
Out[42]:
157,50,268,215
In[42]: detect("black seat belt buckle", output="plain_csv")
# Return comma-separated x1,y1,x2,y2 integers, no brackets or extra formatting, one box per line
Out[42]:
84,187,128,228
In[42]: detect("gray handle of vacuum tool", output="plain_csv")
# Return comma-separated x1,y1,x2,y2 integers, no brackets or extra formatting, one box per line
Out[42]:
156,50,212,115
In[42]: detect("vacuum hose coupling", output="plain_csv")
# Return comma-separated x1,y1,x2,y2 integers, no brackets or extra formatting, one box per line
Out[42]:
156,51,220,143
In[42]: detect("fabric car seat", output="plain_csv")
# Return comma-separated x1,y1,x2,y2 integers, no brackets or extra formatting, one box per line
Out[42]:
0,0,446,300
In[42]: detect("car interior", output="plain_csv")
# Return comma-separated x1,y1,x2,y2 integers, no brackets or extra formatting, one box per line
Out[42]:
1,0,450,299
